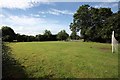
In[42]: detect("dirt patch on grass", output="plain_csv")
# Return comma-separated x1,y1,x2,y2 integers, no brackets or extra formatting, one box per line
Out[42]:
99,47,111,52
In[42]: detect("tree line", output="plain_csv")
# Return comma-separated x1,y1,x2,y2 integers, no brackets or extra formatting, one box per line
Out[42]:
70,4,120,43
1,26,74,42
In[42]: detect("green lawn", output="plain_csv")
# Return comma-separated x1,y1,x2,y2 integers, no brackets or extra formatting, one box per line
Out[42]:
7,41,118,78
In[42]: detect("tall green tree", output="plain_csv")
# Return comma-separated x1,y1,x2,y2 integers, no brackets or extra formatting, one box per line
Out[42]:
57,30,69,41
70,4,114,42
2,26,16,42
43,30,52,41
72,5,91,41
44,30,52,37
101,12,120,42
70,22,80,40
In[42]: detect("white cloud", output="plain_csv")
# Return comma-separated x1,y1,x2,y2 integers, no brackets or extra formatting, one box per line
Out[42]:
94,2,118,8
30,14,41,17
39,8,74,15
50,9,74,15
48,10,60,15
0,0,118,9
104,0,118,2
0,0,49,10
0,14,5,18
111,3,118,7
0,13,71,35
7,15,46,26
39,11,46,14
0,14,46,35
30,13,47,18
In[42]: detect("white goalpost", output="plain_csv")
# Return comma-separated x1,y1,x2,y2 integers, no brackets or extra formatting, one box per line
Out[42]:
111,31,118,53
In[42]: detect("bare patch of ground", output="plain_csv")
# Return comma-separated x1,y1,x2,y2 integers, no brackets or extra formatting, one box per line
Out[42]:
99,47,111,52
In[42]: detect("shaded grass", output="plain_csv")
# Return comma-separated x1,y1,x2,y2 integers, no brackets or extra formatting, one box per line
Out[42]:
7,41,118,78
2,43,28,79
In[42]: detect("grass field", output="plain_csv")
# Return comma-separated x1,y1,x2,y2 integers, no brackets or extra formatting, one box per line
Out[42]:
7,41,118,78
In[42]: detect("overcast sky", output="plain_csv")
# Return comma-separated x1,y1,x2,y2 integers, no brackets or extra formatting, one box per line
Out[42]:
0,0,119,35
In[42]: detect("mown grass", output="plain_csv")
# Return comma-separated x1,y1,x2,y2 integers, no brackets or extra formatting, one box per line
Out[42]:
7,41,118,78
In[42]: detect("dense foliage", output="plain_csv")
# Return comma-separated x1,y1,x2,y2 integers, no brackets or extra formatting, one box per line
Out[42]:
70,30,80,40
57,30,69,41
70,5,120,43
2,26,16,42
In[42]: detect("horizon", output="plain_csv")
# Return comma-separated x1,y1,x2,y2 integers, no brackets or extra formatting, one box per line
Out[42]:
0,1,119,36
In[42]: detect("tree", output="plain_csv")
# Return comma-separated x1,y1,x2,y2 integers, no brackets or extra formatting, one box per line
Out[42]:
2,26,16,42
57,30,69,41
16,34,28,42
36,34,43,41
16,34,36,42
70,22,80,40
43,30,52,41
70,4,114,43
70,31,77,40
43,30,52,37
16,33,23,42
36,34,42,41
72,5,91,41
28,35,36,42
100,12,120,42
